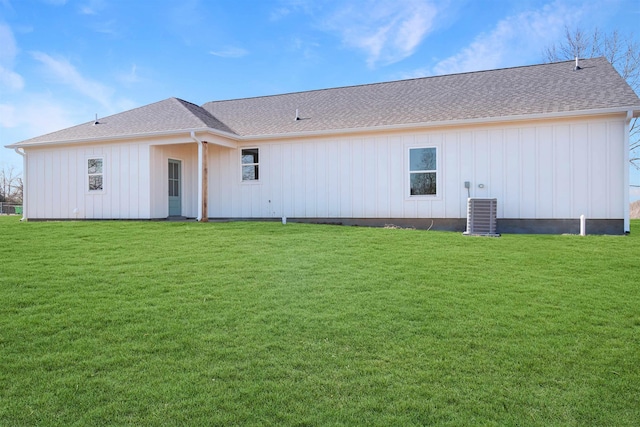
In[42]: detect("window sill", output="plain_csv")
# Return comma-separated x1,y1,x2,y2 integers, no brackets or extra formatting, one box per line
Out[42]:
405,194,441,201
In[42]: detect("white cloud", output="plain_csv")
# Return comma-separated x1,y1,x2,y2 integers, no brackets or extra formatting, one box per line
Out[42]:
0,23,24,91
270,0,316,20
0,19,135,160
323,0,438,67
0,65,24,91
270,7,291,21
79,0,105,15
270,0,437,67
209,47,249,58
0,24,60,152
0,23,17,63
0,98,75,135
90,20,119,35
79,6,96,15
430,0,583,76
0,103,17,128
30,51,115,110
117,64,142,84
290,36,320,60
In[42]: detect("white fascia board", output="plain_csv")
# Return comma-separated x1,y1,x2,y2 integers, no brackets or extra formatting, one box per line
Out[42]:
5,127,240,149
194,131,239,148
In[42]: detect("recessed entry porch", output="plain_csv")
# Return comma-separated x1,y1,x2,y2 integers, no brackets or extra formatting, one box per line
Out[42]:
150,143,198,219
149,137,237,221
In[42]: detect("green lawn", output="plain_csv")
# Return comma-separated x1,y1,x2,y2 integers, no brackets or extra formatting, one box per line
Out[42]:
1,217,639,426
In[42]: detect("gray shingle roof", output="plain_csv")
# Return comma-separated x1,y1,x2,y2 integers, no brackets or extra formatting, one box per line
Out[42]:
12,97,234,145
9,57,640,146
202,57,640,136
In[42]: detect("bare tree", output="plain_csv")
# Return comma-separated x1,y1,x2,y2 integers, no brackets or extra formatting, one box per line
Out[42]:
13,177,23,204
0,166,22,204
544,26,640,168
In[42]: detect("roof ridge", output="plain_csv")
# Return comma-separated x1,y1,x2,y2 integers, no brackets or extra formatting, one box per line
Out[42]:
202,57,607,105
171,97,215,128
174,97,239,135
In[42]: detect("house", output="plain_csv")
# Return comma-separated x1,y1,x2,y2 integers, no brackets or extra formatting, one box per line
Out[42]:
6,57,640,234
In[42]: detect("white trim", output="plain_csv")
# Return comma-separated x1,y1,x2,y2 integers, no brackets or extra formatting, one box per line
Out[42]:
240,147,260,182
7,128,239,149
406,145,440,199
13,148,27,220
624,110,632,232
191,132,204,221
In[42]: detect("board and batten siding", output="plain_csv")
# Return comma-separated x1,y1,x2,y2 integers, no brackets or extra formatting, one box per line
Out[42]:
24,142,152,219
206,115,626,220
22,114,626,222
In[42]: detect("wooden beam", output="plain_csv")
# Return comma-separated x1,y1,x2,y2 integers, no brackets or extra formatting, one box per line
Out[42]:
201,141,208,222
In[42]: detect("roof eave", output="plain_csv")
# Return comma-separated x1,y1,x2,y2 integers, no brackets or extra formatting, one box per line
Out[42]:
239,106,640,141
5,127,241,149
6,105,639,149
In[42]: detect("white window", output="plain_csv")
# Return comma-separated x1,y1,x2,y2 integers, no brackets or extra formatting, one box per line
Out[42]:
87,158,104,192
241,148,259,181
409,147,437,196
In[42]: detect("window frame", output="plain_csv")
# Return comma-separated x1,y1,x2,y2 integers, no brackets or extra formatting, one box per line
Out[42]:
407,146,439,198
240,147,260,183
87,156,105,194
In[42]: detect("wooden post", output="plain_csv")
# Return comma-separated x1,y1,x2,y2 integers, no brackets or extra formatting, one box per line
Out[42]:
201,141,208,222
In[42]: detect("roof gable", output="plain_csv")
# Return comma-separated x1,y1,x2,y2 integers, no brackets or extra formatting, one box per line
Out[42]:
14,97,235,146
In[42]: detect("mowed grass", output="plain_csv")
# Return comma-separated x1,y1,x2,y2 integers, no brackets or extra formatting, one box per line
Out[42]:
0,217,639,426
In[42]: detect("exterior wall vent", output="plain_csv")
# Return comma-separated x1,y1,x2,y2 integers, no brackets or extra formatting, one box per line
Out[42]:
463,198,500,237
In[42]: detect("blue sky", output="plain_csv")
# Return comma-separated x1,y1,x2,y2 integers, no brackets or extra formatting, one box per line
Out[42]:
1,0,639,200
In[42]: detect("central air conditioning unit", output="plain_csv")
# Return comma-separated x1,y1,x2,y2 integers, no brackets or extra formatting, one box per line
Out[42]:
463,198,500,237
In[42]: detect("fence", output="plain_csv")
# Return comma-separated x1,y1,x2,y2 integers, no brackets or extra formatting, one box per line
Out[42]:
0,203,23,215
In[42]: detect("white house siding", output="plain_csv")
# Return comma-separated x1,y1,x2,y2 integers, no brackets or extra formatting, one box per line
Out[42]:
22,114,626,223
25,142,152,219
206,114,626,221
